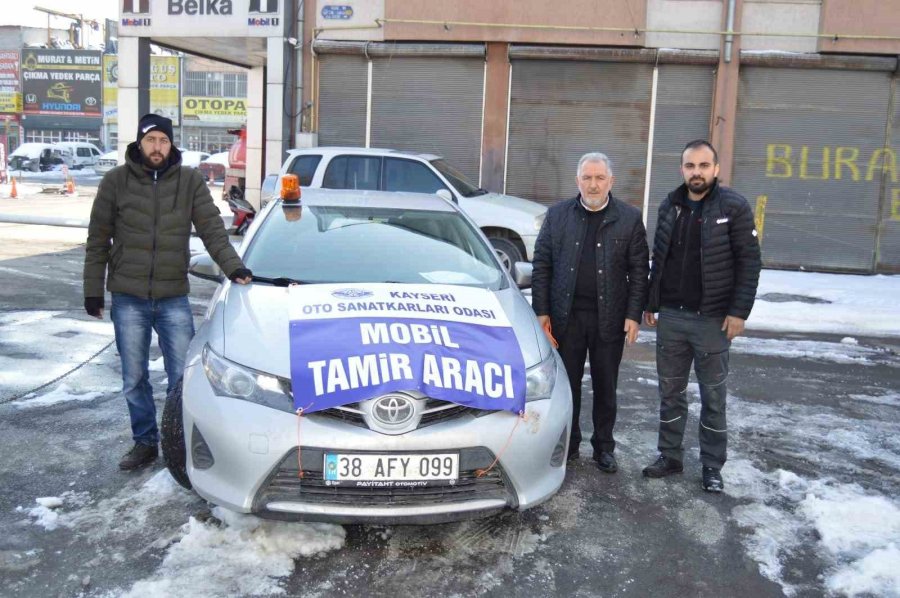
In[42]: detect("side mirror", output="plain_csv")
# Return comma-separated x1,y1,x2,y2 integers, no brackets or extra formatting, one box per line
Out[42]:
189,253,224,282
436,189,457,204
513,261,532,289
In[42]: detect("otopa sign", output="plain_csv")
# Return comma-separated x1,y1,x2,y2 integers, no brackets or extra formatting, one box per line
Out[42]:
119,0,282,35
182,96,247,122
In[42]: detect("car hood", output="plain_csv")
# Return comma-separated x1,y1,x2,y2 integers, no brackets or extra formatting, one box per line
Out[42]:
464,192,547,217
217,283,545,379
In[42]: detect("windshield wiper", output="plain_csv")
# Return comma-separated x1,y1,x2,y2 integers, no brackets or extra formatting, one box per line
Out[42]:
251,275,310,287
466,188,489,197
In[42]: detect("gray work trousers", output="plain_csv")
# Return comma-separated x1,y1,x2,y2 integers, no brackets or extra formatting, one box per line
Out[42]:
655,307,730,469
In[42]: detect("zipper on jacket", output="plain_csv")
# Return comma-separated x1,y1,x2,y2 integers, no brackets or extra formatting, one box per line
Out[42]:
148,169,159,298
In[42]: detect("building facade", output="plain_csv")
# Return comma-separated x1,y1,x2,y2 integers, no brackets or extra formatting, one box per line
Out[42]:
301,0,900,273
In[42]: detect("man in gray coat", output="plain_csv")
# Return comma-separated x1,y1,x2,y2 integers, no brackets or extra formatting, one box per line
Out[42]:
84,114,252,470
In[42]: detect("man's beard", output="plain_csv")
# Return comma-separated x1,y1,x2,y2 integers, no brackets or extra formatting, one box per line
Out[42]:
686,177,714,195
140,148,167,168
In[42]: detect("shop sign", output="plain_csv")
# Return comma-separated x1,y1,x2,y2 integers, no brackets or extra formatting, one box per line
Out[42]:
182,96,247,122
0,51,22,114
21,50,102,118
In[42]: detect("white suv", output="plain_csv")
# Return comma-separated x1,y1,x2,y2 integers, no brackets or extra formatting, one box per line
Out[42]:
272,147,547,269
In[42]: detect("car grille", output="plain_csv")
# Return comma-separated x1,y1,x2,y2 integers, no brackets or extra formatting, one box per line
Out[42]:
313,398,478,429
252,446,514,510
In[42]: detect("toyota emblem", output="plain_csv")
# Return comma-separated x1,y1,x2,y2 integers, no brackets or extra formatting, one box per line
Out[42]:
372,395,415,425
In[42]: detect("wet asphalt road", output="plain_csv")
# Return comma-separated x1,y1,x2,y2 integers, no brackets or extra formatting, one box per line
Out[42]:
0,232,897,598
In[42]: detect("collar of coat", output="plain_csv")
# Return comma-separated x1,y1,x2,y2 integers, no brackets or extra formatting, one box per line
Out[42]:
572,193,621,223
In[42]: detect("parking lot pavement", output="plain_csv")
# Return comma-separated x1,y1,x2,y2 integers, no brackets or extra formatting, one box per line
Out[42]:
0,234,898,597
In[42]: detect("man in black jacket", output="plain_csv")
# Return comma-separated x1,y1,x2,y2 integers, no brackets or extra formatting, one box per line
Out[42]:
642,140,761,492
532,153,649,473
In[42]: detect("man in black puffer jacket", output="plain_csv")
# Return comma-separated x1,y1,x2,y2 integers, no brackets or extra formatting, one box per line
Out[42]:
642,140,761,492
532,153,649,474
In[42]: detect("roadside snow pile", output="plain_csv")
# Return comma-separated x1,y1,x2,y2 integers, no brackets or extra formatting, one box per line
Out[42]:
13,383,107,409
16,493,89,531
750,271,900,337
121,506,345,598
729,336,889,365
729,464,900,597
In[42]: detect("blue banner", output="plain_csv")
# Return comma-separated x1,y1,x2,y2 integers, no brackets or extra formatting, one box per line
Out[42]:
288,284,526,414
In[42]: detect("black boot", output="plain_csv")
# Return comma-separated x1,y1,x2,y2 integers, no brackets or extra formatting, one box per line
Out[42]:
701,466,724,492
119,443,158,470
594,452,618,474
642,454,684,478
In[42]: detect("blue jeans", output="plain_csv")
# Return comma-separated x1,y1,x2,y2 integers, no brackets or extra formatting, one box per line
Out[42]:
111,293,194,445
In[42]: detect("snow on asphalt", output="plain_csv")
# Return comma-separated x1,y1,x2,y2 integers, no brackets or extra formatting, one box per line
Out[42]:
3,269,899,595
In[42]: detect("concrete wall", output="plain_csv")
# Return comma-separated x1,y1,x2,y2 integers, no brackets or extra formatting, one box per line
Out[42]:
0,26,70,50
314,0,385,41
818,0,900,55
741,0,821,53
645,0,722,50
382,0,648,46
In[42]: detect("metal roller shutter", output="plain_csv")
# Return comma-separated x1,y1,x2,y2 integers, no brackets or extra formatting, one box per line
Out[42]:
317,54,367,147
732,67,892,272
876,75,900,273
370,56,485,183
646,64,715,243
506,60,652,207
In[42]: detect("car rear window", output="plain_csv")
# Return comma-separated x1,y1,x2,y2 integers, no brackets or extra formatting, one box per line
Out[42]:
288,154,322,187
322,156,381,191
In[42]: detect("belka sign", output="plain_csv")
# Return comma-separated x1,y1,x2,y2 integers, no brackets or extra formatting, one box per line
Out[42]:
120,0,282,35
169,0,233,16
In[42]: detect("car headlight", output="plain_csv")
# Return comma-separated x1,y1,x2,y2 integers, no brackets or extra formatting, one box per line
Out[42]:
525,353,557,402
201,344,294,413
534,212,547,231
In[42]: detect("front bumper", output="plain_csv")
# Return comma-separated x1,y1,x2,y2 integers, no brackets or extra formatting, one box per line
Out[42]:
181,356,571,524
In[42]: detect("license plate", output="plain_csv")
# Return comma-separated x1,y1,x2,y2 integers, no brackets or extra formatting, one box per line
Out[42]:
323,453,459,486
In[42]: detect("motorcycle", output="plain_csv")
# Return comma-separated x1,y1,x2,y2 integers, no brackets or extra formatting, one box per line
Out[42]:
225,185,256,235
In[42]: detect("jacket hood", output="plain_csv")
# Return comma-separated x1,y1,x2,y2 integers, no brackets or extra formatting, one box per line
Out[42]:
125,141,183,179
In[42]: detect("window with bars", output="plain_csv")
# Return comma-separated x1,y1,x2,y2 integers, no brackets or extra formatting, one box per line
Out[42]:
25,130,101,145
185,71,247,97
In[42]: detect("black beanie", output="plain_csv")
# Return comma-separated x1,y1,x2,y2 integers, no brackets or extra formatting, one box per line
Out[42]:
136,113,174,144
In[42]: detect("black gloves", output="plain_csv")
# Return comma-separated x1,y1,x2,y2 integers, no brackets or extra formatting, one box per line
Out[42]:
229,268,253,282
85,296,104,317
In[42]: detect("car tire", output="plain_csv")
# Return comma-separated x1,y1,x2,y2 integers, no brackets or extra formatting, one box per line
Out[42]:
488,237,525,273
161,378,193,490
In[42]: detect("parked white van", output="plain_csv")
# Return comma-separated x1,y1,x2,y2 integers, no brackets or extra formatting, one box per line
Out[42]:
52,142,103,170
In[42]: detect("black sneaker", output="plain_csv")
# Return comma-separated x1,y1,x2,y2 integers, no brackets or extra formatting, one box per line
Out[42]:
642,454,684,478
567,448,579,462
119,443,158,471
701,466,724,492
594,452,618,474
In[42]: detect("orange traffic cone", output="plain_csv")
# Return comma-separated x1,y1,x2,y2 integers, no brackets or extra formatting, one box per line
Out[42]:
9,176,17,199
66,177,75,195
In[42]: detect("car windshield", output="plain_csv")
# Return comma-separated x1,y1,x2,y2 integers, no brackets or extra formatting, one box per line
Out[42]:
430,159,487,198
244,203,506,289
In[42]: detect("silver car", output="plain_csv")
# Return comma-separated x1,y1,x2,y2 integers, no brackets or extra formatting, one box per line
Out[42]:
163,187,571,524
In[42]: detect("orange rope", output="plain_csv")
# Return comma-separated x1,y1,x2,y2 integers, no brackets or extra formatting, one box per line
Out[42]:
476,410,527,478
295,407,306,479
